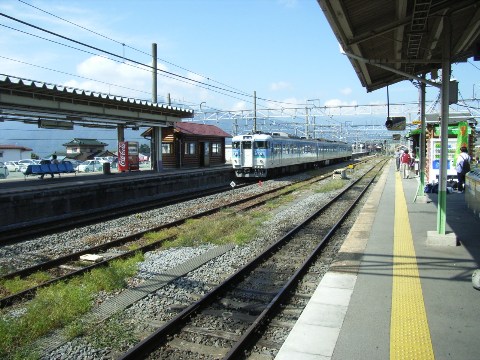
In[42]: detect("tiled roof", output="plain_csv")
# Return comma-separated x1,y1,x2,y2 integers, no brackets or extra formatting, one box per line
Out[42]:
0,75,194,118
0,144,33,151
62,138,108,146
174,122,231,137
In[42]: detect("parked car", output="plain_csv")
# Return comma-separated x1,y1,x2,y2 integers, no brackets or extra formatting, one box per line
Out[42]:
67,160,83,168
76,160,103,172
5,161,20,172
94,156,114,164
0,162,10,179
18,159,37,166
18,159,37,173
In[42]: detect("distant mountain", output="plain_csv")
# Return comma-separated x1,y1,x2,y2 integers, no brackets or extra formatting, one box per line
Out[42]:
0,121,148,158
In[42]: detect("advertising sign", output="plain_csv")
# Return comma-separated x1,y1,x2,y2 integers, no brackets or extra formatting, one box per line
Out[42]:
428,139,457,182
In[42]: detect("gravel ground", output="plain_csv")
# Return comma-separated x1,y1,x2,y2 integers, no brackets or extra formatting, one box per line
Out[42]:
0,176,306,274
44,169,372,360
1,163,375,359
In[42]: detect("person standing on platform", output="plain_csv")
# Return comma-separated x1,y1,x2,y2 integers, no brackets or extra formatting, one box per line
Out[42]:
394,148,402,171
455,146,471,192
409,152,417,177
400,149,411,179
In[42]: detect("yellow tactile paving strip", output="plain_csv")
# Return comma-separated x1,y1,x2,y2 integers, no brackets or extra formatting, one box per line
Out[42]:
390,172,434,359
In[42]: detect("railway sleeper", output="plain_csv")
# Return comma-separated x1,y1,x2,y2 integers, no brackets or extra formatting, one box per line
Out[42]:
168,337,230,358
202,309,257,323
218,297,267,314
182,325,284,354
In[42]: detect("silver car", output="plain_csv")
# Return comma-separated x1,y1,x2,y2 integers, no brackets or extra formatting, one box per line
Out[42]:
5,161,20,172
76,160,103,172
0,162,10,179
18,159,37,173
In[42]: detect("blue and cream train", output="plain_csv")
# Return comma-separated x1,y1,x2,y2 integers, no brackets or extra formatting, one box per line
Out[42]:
231,132,352,178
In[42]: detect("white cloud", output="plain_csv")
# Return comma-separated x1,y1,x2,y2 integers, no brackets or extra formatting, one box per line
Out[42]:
270,81,291,91
60,55,214,106
278,0,298,8
231,101,248,111
324,98,358,107
61,56,150,97
340,87,352,95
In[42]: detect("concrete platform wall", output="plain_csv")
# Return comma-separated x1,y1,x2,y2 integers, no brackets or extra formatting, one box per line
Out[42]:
2,168,235,229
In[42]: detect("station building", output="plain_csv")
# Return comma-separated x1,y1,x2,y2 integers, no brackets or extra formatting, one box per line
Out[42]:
142,122,231,169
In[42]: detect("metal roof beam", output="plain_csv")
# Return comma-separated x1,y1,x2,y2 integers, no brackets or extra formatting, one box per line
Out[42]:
342,50,441,88
345,0,479,47
453,7,480,56
394,0,409,70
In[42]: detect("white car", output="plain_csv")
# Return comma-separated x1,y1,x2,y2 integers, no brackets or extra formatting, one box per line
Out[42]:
0,162,10,179
76,160,103,172
18,159,37,173
5,161,20,172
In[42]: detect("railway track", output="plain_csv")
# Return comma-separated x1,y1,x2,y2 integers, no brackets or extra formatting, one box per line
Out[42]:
117,160,386,359
0,166,347,308
0,183,252,244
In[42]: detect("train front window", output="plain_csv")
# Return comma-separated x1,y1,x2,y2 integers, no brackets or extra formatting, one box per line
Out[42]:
243,141,252,149
232,141,240,149
255,141,268,149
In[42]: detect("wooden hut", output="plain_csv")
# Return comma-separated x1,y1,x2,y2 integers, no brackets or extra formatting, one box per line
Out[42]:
143,122,231,169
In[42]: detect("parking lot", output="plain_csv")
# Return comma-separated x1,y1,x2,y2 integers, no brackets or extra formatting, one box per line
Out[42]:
0,162,152,183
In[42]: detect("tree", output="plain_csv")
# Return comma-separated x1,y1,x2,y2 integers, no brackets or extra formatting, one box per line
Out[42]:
139,144,150,155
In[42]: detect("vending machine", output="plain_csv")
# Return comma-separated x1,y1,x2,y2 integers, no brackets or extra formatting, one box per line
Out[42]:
118,141,140,172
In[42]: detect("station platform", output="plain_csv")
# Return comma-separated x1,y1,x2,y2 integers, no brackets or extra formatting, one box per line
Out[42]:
276,160,480,360
0,165,234,230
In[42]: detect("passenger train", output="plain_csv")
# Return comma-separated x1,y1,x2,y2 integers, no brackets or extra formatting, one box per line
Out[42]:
231,132,352,178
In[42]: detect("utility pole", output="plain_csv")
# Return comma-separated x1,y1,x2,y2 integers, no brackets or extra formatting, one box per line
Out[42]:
152,43,162,172
253,91,257,133
305,106,309,139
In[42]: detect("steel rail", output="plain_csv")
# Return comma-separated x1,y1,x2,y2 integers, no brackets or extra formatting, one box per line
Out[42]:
0,183,250,244
118,160,386,360
0,168,337,307
224,160,387,359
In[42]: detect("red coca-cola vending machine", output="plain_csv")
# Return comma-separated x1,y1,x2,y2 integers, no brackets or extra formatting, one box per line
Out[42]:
118,141,140,172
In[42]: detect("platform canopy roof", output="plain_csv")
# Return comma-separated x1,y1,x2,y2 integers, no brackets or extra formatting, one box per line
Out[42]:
317,0,480,92
0,75,194,129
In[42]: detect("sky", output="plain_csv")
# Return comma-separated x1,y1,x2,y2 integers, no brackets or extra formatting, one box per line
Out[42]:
0,0,479,157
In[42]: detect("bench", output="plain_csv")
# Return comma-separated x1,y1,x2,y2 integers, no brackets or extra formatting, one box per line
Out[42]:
24,161,76,180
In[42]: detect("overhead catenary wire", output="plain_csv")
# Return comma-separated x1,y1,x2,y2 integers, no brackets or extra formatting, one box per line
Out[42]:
16,0,247,97
0,12,254,101
4,4,469,121
1,5,305,112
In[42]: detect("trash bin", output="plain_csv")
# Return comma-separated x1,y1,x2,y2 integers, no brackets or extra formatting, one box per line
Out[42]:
102,162,111,174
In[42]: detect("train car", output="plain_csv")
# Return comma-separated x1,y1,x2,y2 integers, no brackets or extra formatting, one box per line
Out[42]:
231,132,351,178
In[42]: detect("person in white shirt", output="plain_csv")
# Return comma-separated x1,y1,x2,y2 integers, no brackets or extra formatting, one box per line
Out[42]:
455,146,471,192
394,148,402,171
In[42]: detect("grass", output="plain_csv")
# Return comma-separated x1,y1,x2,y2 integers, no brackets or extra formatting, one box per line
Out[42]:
0,206,269,359
162,209,267,248
314,179,346,193
0,176,343,358
0,252,143,360
1,272,52,297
